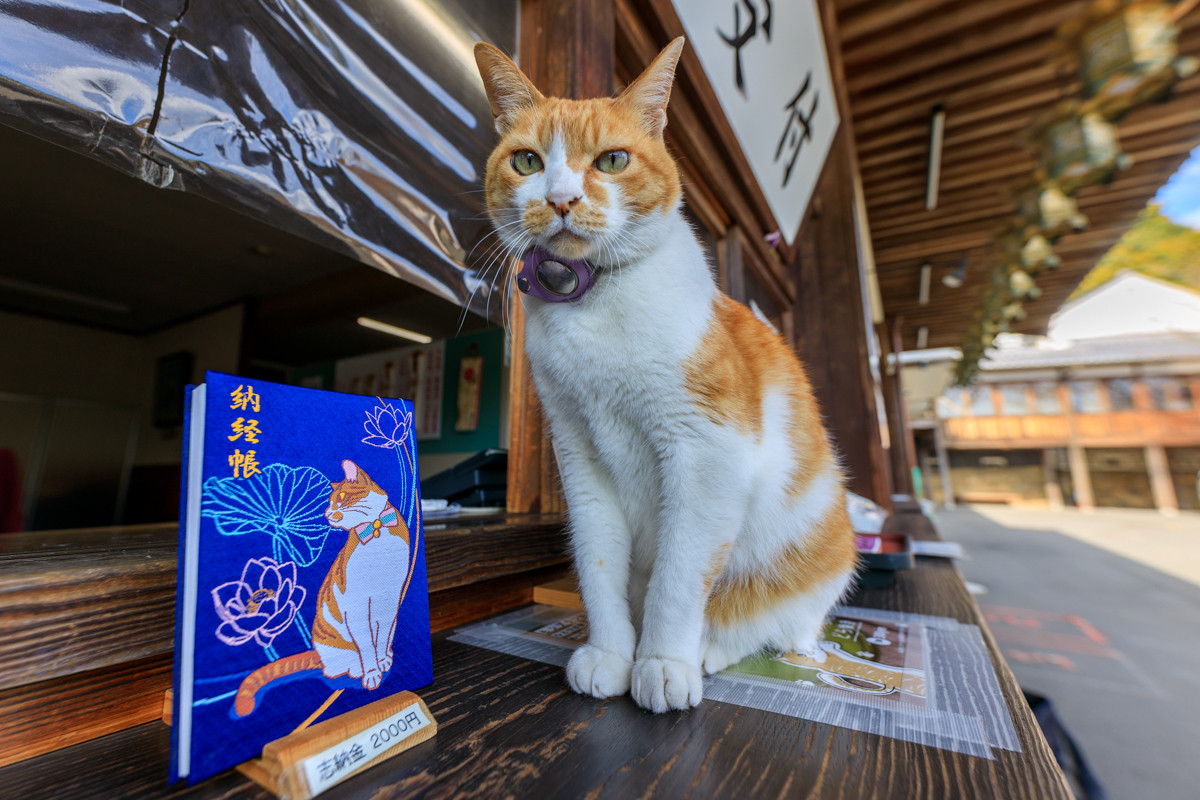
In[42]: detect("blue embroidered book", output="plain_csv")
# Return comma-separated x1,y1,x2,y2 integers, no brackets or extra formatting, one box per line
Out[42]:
170,371,432,784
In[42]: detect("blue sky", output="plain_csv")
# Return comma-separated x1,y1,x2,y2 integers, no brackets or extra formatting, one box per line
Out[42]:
1155,146,1200,228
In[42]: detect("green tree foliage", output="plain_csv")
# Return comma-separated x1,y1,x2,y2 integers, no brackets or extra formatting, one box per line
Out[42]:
1072,204,1200,297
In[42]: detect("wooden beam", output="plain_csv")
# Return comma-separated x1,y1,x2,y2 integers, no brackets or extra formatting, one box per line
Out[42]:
506,0,614,514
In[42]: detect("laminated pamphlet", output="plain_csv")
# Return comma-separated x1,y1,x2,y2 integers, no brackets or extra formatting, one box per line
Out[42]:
170,371,432,784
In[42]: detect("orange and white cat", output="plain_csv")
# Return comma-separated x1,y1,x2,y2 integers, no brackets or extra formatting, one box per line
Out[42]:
234,459,410,715
474,38,857,713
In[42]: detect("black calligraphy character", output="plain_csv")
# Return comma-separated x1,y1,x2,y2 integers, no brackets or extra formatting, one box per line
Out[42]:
718,0,773,96
775,72,818,187
332,749,353,775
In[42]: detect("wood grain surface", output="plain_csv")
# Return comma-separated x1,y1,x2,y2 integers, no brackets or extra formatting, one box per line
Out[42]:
0,508,1072,798
0,654,172,769
0,523,178,689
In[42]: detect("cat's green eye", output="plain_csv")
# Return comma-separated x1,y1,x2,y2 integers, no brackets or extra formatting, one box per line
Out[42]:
595,150,630,174
511,150,544,176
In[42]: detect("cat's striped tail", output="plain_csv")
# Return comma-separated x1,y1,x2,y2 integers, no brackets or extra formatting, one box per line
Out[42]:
234,650,323,717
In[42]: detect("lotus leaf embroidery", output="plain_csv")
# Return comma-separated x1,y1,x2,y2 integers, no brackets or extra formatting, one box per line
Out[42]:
202,463,331,566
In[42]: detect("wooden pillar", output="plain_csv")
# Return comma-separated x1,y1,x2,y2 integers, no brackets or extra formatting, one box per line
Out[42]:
1043,449,1064,511
1146,444,1179,516
1058,378,1093,511
1067,444,1094,512
878,315,917,497
792,132,892,506
934,422,955,509
506,0,614,513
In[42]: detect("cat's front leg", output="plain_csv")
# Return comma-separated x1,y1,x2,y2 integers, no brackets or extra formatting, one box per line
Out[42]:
343,608,384,690
550,421,637,700
631,449,744,713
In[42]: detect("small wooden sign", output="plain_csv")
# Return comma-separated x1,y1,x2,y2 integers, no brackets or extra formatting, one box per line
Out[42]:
237,691,436,800
163,689,436,798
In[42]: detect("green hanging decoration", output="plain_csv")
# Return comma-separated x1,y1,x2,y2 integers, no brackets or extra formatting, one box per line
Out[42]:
1017,182,1090,241
1030,102,1133,194
1021,233,1063,271
1062,0,1199,121
1008,268,1042,300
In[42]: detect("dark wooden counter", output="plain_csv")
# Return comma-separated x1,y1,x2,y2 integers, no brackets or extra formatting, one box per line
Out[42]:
0,507,1073,798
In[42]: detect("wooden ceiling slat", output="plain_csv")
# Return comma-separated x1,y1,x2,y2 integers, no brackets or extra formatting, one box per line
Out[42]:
869,195,1008,236
854,73,1069,139
837,0,959,43
858,111,1030,163
1122,120,1200,154
867,158,1035,211
846,3,1083,94
867,181,1011,219
863,128,1055,187
872,211,1013,246
874,232,998,266
867,151,1037,200
842,0,1065,67
850,40,1050,119
855,71,1062,161
859,82,1067,146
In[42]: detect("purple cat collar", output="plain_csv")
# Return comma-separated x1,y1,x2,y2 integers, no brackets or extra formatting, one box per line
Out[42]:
517,248,595,303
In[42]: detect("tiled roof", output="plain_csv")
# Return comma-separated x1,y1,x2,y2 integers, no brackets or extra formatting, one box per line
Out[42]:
980,332,1200,371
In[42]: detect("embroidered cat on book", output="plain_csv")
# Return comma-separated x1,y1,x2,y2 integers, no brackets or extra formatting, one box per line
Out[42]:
233,459,411,716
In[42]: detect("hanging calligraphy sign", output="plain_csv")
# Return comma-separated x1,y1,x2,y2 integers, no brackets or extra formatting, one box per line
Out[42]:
672,0,839,244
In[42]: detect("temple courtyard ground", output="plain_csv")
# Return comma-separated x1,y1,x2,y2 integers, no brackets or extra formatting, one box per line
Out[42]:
936,506,1200,800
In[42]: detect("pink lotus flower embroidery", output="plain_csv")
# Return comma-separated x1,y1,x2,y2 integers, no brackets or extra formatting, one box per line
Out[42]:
212,557,306,647
362,402,413,450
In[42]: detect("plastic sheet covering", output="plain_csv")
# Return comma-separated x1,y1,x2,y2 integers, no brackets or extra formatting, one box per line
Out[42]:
0,0,517,317
451,604,1022,759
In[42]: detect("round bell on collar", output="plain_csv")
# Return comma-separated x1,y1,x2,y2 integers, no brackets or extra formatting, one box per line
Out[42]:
516,248,595,303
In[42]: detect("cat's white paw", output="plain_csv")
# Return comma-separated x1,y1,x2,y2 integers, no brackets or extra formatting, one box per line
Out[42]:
361,668,382,690
377,654,393,674
700,640,739,675
631,657,702,713
566,644,632,699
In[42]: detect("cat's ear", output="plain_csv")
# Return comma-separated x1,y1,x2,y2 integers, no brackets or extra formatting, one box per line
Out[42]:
616,36,685,137
474,42,544,135
341,460,359,482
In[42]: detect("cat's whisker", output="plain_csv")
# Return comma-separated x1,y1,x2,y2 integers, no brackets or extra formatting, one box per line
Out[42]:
497,233,531,334
459,229,521,333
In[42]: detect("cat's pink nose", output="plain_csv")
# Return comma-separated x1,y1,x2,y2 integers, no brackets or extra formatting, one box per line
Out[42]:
548,195,580,218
